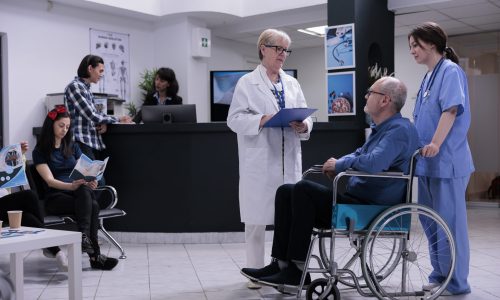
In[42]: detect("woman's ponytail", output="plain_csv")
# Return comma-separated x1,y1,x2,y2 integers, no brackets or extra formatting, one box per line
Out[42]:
444,46,459,64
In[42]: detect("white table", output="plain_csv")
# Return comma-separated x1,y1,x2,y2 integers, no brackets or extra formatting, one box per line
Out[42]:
0,227,82,300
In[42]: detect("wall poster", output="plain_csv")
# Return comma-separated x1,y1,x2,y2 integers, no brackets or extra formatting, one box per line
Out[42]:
90,28,130,101
327,71,356,116
325,23,355,70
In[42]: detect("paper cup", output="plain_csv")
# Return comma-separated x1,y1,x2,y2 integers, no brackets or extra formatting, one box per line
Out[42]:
7,210,22,229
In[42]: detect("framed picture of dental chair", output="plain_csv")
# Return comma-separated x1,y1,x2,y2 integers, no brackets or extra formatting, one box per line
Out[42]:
327,71,356,116
325,23,355,70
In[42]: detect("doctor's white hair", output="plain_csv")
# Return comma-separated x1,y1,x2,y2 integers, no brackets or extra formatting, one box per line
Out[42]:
379,76,407,113
257,29,292,60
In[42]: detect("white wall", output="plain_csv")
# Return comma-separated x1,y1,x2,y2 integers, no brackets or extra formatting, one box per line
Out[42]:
394,35,427,120
0,0,154,156
209,36,258,70
286,46,327,121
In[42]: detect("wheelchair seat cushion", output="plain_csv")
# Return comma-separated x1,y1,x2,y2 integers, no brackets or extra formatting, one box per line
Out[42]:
332,204,390,230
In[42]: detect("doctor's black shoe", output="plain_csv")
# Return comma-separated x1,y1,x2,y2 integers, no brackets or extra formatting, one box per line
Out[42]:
241,258,280,282
259,263,311,288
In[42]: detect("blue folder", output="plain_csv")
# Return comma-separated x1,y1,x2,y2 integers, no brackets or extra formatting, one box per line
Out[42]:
263,108,317,128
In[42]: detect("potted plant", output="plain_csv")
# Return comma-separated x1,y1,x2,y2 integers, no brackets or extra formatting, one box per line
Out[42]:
138,68,157,101
125,68,157,118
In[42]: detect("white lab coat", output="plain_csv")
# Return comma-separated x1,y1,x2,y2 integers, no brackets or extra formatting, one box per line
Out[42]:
227,64,313,225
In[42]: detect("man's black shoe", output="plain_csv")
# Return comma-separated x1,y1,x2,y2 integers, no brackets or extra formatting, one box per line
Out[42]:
259,263,311,287
241,258,280,281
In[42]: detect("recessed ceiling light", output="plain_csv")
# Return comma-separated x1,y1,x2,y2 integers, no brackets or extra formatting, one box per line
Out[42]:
298,25,327,37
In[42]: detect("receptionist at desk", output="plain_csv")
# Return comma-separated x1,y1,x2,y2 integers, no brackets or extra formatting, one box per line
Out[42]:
134,67,183,123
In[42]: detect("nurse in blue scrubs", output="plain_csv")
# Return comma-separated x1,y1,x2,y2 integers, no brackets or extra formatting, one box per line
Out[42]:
409,22,474,295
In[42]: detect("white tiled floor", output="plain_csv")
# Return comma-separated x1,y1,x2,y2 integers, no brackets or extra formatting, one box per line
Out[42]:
1,205,500,299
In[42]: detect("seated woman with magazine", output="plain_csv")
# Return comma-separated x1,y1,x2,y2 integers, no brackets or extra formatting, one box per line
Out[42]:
0,141,68,271
32,105,118,270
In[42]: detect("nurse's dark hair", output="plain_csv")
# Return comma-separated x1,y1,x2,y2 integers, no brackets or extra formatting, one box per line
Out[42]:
408,22,459,64
77,54,104,78
379,77,407,113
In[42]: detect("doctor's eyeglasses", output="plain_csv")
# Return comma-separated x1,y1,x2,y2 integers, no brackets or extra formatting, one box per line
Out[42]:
264,45,292,56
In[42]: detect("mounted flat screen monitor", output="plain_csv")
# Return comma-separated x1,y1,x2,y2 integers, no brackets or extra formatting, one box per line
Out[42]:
210,69,297,122
142,104,197,124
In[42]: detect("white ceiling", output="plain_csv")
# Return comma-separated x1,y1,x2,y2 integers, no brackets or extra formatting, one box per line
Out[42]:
52,0,500,49
210,0,500,49
392,0,500,37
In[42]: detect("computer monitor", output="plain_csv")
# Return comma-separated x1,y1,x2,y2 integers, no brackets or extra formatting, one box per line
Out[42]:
210,69,297,121
141,104,197,124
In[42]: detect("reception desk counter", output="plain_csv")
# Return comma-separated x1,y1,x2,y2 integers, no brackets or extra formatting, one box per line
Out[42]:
36,123,363,233
100,122,363,233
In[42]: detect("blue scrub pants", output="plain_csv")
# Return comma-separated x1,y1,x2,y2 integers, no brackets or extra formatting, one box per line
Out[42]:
418,176,471,294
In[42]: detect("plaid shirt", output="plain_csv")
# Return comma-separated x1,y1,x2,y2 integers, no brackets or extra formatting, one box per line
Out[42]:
64,77,118,150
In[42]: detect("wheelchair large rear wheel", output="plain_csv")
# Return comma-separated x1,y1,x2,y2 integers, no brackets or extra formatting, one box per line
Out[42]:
318,234,402,289
361,203,456,300
306,278,340,300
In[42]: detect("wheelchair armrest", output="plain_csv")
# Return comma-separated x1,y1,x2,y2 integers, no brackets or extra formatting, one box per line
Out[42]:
302,164,324,177
332,170,411,205
95,185,118,209
343,170,406,178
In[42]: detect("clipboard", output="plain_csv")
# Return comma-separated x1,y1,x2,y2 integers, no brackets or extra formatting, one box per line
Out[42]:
263,108,317,128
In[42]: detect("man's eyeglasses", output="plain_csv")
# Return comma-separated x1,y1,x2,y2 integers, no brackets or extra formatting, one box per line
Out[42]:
365,89,386,97
264,45,292,56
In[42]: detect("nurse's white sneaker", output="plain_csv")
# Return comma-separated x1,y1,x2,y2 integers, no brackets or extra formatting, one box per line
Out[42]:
422,282,440,291
55,251,68,272
247,280,261,289
431,286,453,296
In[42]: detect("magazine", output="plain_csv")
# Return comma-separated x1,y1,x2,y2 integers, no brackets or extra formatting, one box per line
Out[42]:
69,154,109,182
0,143,28,189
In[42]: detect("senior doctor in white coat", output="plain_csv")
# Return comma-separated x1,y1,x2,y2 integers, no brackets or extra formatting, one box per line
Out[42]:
227,28,313,289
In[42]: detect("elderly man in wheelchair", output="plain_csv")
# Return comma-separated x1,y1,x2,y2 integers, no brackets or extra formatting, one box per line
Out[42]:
241,77,455,300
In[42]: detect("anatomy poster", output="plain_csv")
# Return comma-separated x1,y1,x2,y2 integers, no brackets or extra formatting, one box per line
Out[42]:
327,71,355,116
90,28,130,101
325,23,355,70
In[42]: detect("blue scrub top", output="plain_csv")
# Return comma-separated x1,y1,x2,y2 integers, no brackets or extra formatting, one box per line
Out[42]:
413,59,474,178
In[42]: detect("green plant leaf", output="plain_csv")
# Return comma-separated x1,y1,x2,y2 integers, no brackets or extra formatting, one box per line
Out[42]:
138,68,157,102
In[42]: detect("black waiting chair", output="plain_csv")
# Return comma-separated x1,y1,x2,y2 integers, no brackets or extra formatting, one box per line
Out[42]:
25,162,127,259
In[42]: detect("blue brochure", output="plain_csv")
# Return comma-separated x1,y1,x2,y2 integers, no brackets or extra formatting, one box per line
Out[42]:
0,143,28,189
263,108,317,128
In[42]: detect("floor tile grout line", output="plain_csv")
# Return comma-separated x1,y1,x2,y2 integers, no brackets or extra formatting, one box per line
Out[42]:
147,243,152,300
183,243,209,300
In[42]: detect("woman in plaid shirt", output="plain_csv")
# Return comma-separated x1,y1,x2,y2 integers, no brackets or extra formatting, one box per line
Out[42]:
64,54,132,162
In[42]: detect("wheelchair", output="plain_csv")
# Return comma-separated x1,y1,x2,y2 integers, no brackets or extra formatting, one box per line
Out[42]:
290,150,456,300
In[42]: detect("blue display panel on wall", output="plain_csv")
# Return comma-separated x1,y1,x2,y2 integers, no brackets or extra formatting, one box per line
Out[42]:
210,69,297,122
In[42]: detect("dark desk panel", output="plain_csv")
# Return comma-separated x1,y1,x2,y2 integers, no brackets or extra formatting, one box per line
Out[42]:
100,123,363,232
35,123,364,232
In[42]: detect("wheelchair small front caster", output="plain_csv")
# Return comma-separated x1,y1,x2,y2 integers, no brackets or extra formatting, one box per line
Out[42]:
306,278,340,300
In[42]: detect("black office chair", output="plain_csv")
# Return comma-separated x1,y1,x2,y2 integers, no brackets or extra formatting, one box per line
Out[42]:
25,162,127,259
